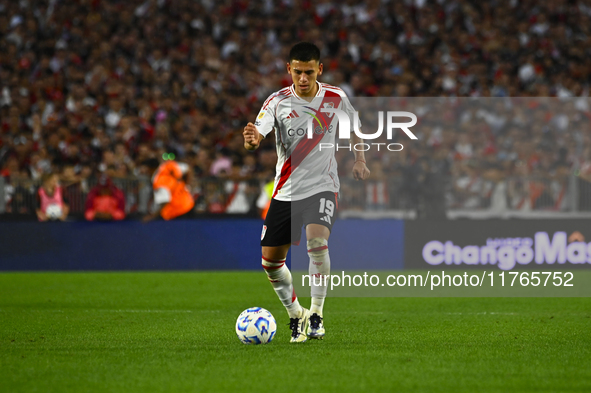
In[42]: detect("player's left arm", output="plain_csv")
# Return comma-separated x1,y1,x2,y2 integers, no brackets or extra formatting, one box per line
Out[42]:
351,132,370,180
342,95,370,180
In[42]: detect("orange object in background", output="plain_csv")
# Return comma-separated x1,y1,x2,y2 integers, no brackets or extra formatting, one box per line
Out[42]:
153,161,194,220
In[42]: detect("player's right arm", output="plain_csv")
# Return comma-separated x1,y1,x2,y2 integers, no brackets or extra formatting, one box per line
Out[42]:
243,122,264,150
244,93,279,151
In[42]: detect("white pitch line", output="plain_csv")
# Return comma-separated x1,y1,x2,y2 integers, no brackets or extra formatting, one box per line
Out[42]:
444,312,518,315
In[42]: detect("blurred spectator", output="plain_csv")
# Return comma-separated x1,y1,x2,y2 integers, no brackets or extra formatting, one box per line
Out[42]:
210,150,233,177
223,163,259,215
365,162,389,211
36,172,69,221
420,153,449,219
60,164,89,214
84,175,126,221
453,161,491,209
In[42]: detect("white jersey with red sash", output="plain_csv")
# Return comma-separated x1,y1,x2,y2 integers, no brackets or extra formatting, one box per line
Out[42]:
255,82,358,202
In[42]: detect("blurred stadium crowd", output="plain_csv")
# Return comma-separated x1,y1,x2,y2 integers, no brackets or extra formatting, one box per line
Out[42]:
1,0,591,219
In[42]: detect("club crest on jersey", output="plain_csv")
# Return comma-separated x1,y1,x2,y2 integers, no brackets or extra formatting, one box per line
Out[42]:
323,102,335,118
261,225,267,240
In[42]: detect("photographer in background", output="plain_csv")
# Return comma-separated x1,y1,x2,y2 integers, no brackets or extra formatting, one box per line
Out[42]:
140,157,195,222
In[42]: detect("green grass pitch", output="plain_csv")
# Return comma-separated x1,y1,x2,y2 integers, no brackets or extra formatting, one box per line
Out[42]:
1,272,590,393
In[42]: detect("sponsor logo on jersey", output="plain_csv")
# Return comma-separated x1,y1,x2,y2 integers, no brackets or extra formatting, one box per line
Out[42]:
287,125,333,137
258,112,266,119
303,105,331,133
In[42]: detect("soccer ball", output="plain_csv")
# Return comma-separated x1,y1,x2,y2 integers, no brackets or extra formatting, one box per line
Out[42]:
235,307,277,344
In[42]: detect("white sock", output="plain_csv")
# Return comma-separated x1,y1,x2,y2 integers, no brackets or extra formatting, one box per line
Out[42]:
307,238,330,316
262,256,302,318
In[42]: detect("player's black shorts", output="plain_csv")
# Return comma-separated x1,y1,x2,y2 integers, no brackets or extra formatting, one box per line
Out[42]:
260,191,337,247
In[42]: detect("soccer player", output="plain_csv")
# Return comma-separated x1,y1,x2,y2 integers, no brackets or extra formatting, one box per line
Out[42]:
140,158,195,221
243,42,370,342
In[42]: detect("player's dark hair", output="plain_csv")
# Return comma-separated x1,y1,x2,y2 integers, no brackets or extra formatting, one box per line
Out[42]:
289,42,320,63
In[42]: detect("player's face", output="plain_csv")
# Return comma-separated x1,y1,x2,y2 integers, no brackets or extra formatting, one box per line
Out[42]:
287,60,323,97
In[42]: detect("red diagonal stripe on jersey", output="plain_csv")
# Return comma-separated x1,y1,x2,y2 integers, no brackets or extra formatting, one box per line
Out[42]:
272,91,341,198
272,155,292,199
291,91,341,168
